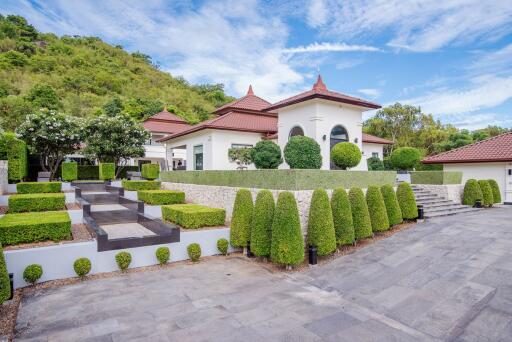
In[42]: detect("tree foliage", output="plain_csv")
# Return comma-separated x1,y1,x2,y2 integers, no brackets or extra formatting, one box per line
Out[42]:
390,147,421,170
367,157,385,171
330,142,361,170
250,140,282,169
284,136,322,169
228,147,253,169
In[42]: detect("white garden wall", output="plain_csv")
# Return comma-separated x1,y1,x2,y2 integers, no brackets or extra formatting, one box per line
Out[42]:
0,160,7,195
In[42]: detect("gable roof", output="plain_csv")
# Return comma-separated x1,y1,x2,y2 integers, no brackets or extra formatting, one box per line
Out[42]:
422,131,512,164
214,85,273,115
143,108,191,134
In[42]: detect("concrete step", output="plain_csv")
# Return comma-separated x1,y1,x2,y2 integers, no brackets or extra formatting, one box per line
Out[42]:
425,207,482,218
89,209,139,225
423,204,471,213
416,199,451,205
415,194,441,200
82,193,119,204
421,202,467,210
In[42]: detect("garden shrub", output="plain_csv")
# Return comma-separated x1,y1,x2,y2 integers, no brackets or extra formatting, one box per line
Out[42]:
367,157,385,171
462,179,483,206
138,190,184,205
228,147,252,169
77,165,99,180
307,189,336,256
284,136,322,169
99,163,115,180
0,132,28,182
73,258,91,278
250,140,283,169
141,163,159,180
17,181,62,194
390,147,421,170
23,264,42,285
116,166,139,179
217,238,229,255
0,244,10,304
348,187,372,239
488,179,501,204
162,204,226,229
478,180,494,207
122,180,161,191
331,188,354,245
156,247,170,265
230,189,253,248
0,211,71,245
8,193,65,212
330,142,361,170
61,162,77,181
380,184,403,226
115,251,132,271
187,243,201,262
250,190,275,257
270,192,304,266
366,186,390,232
396,182,418,220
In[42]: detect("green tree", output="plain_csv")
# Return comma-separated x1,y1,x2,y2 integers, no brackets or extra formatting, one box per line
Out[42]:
250,140,282,169
0,96,33,131
331,188,354,245
228,147,253,169
230,189,253,248
390,147,421,170
380,184,403,226
284,136,322,169
367,157,385,170
103,97,124,116
348,187,372,239
307,189,336,256
330,142,361,170
396,182,418,220
250,190,275,257
24,83,61,110
462,179,483,206
366,186,390,232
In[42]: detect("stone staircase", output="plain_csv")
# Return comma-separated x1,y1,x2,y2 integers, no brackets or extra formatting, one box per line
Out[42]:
412,185,480,218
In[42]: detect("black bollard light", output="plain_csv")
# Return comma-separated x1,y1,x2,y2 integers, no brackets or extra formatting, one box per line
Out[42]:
308,245,318,265
417,205,424,220
475,199,482,208
9,273,13,300
246,241,254,258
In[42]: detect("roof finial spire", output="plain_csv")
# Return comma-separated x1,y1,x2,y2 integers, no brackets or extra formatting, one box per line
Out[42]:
163,105,168,112
313,74,327,91
247,84,254,95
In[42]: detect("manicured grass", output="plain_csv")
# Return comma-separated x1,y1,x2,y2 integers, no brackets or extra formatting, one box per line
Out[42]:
162,204,225,229
122,180,161,191
137,190,185,205
8,193,65,213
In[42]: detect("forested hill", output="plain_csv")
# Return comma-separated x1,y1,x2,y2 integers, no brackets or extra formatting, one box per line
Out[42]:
0,14,236,131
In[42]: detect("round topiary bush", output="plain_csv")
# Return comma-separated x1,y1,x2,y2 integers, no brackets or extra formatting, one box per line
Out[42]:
0,244,11,304
396,182,418,220
230,189,253,248
478,180,494,207
115,251,132,271
73,257,91,279
250,190,275,257
390,147,421,170
187,243,201,262
330,142,361,170
217,238,229,255
367,157,385,171
348,188,372,239
488,179,501,204
270,192,304,267
307,189,336,256
23,264,43,285
462,179,483,206
380,184,403,226
366,186,390,232
330,188,354,245
156,247,170,265
250,141,283,169
284,136,322,169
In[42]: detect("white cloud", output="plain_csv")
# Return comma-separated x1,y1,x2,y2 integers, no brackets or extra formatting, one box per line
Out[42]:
468,43,512,74
307,0,328,28
447,113,512,130
358,88,380,99
282,42,379,54
335,59,362,70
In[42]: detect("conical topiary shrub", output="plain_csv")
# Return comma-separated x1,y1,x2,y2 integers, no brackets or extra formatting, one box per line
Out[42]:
462,179,483,206
366,186,390,232
331,188,354,245
488,179,502,204
307,189,336,256
396,182,418,220
250,190,275,257
348,187,372,239
478,180,494,207
230,189,253,248
380,184,403,226
270,192,304,267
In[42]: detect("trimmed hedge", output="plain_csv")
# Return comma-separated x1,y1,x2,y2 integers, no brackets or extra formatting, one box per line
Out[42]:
73,258,91,278
366,186,390,232
115,251,132,271
217,238,229,255
116,166,139,179
478,180,494,207
390,147,421,170
23,264,43,285
230,189,253,248
99,163,115,180
380,184,403,226
396,182,418,220
348,187,372,239
61,162,78,181
162,204,226,229
156,247,170,265
462,179,483,206
410,171,462,185
188,243,201,262
251,140,283,169
330,142,361,170
284,136,322,169
122,180,161,191
307,189,336,256
0,244,10,304
78,165,99,180
0,211,71,246
17,182,62,194
331,188,354,245
250,190,275,257
138,190,185,205
488,179,502,204
270,192,304,266
141,163,159,180
0,132,28,181
8,193,65,213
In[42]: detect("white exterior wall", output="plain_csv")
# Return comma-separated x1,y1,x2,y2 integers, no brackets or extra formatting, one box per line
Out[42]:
210,130,263,170
165,130,214,170
362,143,385,170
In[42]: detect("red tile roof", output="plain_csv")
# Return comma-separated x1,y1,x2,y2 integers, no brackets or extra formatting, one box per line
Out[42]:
214,85,273,115
265,75,381,111
263,132,392,145
149,109,187,123
423,131,512,164
143,109,191,134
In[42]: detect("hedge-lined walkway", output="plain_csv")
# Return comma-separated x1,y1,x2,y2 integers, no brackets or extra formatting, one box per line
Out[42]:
15,207,512,341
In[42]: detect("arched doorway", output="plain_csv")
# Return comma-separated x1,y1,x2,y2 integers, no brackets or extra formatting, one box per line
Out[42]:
288,126,304,139
330,125,348,169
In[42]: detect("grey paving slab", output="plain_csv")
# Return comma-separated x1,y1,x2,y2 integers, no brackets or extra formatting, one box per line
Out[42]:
100,223,156,239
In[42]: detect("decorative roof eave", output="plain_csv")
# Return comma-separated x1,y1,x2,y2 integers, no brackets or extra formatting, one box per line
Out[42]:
264,93,381,111
158,125,276,142
422,157,512,164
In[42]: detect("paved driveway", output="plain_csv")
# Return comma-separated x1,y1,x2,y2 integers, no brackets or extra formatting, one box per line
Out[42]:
15,207,512,341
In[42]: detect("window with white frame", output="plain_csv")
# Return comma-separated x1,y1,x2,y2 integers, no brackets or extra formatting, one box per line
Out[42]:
231,143,253,149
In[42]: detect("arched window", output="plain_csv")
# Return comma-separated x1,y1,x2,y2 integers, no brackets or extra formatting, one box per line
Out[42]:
330,125,349,169
289,126,304,139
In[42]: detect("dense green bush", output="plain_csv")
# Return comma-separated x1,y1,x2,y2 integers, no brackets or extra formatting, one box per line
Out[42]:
8,193,65,212
366,186,390,232
61,162,78,181
367,157,385,171
478,180,494,207
396,182,418,220
115,251,132,271
99,163,115,180
17,182,61,194
141,163,159,180
162,204,226,229
250,140,283,169
116,166,139,179
284,136,322,169
462,179,483,206
0,244,10,304
331,188,354,245
156,247,170,265
390,147,421,170
250,190,275,257
0,132,28,181
122,180,161,191
73,258,91,279
307,189,336,256
380,185,403,226
230,189,253,248
217,238,229,255
77,165,99,180
23,264,42,285
187,243,201,262
0,211,71,245
330,142,361,170
270,192,304,266
138,190,185,205
488,179,502,204
348,187,372,239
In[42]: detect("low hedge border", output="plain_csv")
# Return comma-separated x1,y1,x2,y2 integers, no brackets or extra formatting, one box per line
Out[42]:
122,180,161,191
410,171,462,185
138,190,185,205
162,204,226,229
17,182,62,194
8,193,66,213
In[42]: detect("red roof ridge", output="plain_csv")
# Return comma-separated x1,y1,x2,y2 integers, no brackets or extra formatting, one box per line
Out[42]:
247,85,254,95
313,75,327,91
213,86,271,114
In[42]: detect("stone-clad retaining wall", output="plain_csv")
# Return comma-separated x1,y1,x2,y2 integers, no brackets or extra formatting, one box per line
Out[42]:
414,184,464,203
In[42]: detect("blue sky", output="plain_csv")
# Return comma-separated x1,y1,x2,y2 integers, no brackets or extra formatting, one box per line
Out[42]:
3,0,512,129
